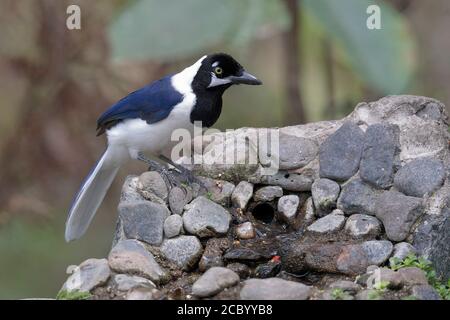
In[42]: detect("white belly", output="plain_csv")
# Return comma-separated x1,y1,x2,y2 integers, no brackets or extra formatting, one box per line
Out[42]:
106,94,195,160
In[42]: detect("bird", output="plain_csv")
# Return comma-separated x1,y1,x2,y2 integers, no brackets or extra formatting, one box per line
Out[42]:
65,53,262,242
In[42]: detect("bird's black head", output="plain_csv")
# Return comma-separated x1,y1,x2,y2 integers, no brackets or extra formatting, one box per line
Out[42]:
192,53,262,92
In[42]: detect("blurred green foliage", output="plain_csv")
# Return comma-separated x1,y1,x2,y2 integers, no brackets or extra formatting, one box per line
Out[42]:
110,0,415,94
109,0,289,61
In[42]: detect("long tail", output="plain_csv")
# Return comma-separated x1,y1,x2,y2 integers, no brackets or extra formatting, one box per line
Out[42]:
65,148,120,242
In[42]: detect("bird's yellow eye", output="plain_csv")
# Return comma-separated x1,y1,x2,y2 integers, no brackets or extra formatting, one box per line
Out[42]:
214,67,223,75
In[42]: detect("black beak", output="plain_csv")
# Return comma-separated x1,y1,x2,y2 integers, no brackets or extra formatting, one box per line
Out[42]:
231,71,262,85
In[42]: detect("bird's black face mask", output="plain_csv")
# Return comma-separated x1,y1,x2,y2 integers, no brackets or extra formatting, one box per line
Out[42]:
194,53,262,91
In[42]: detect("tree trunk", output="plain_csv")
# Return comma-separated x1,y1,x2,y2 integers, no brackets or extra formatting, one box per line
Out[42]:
282,0,306,125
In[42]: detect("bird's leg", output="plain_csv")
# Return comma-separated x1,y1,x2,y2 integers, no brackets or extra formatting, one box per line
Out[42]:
137,152,179,189
158,155,205,188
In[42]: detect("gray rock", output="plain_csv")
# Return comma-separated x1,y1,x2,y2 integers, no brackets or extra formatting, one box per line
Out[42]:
278,134,318,170
311,178,340,216
108,240,168,284
235,222,256,240
231,181,253,209
306,213,345,234
416,102,442,121
360,123,400,189
257,171,314,192
390,242,417,263
168,186,192,215
277,195,300,223
398,267,428,286
120,175,145,203
197,177,235,206
191,267,240,298
183,196,232,237
329,280,361,295
411,285,441,300
118,200,170,245
113,274,156,292
347,96,448,162
337,179,379,216
253,186,283,202
163,214,183,238
344,214,382,238
160,235,203,270
137,171,168,201
319,122,365,181
375,191,424,241
361,240,393,265
413,206,449,280
62,258,110,293
394,158,445,197
240,278,312,300
126,287,162,300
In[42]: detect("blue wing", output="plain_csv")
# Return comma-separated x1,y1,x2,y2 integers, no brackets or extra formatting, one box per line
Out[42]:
96,75,183,136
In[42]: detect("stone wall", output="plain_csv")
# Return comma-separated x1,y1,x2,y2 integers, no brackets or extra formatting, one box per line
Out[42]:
60,95,449,300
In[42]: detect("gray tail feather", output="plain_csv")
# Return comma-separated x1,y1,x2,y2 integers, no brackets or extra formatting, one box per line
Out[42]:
65,148,119,242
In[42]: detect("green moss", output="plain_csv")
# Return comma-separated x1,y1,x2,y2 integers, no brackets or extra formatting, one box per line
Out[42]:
389,253,449,300
330,288,352,300
367,290,382,300
56,290,92,300
373,280,390,291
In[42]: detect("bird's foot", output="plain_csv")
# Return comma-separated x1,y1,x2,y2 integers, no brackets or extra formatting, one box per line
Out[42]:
158,155,206,190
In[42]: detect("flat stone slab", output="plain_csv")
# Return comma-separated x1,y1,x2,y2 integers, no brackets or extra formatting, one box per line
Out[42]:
253,186,283,202
240,278,312,300
306,213,345,234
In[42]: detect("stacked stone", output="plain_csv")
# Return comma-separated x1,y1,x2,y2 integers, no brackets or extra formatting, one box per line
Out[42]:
59,95,449,300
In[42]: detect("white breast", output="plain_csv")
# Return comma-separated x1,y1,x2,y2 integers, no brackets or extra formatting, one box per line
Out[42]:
105,55,207,160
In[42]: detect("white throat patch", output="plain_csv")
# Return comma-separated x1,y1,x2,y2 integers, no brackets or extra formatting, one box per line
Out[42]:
171,55,206,95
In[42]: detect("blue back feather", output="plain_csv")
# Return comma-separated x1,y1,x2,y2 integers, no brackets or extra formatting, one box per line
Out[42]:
96,75,183,133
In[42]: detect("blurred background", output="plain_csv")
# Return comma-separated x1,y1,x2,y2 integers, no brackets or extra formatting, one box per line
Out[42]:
0,0,449,299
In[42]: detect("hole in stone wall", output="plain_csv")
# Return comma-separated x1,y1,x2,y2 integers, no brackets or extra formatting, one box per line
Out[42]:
252,203,275,224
